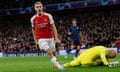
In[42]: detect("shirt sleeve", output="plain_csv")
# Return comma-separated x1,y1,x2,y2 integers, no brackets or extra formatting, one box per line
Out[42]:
30,16,35,27
48,14,54,24
100,50,109,65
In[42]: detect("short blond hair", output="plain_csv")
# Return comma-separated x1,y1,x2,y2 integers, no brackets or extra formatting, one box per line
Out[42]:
34,1,43,6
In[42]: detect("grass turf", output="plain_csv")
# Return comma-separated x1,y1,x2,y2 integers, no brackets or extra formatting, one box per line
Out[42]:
0,55,120,72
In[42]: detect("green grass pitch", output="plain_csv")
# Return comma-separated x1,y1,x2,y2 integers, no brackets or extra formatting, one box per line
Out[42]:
0,54,120,72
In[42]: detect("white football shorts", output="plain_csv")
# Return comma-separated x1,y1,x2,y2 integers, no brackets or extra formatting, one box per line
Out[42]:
38,38,56,51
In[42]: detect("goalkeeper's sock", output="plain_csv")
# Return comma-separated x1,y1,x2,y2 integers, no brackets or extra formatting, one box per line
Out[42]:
51,56,62,69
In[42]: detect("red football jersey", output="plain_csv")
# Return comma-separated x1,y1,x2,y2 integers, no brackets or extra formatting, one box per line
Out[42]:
31,12,54,39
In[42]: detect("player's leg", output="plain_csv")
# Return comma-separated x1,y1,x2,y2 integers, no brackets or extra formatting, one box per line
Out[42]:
73,40,80,59
67,41,75,54
38,39,64,71
65,41,75,59
46,48,63,68
48,38,64,71
74,45,80,57
63,55,81,67
66,48,72,55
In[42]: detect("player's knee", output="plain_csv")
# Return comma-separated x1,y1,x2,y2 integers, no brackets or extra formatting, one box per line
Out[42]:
46,48,51,52
52,51,56,56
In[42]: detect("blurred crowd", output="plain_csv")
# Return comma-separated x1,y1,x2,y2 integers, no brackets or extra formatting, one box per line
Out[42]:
0,10,120,52
55,10,120,49
0,0,83,10
0,20,37,52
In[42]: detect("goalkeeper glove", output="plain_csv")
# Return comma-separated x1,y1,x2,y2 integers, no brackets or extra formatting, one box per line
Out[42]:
108,61,120,67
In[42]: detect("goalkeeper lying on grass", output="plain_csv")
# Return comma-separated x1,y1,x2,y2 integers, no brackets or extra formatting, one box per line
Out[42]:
63,46,119,67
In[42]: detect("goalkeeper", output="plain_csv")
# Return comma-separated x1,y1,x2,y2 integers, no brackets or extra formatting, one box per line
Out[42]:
63,46,119,67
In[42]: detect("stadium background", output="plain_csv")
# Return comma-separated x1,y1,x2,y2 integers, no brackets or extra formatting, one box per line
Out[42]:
0,0,120,56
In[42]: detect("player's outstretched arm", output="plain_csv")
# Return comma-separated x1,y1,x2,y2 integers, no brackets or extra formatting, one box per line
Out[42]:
100,51,109,65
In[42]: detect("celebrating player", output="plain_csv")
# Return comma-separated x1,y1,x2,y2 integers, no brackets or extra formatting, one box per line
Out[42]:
31,1,64,72
66,18,83,59
64,46,119,67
